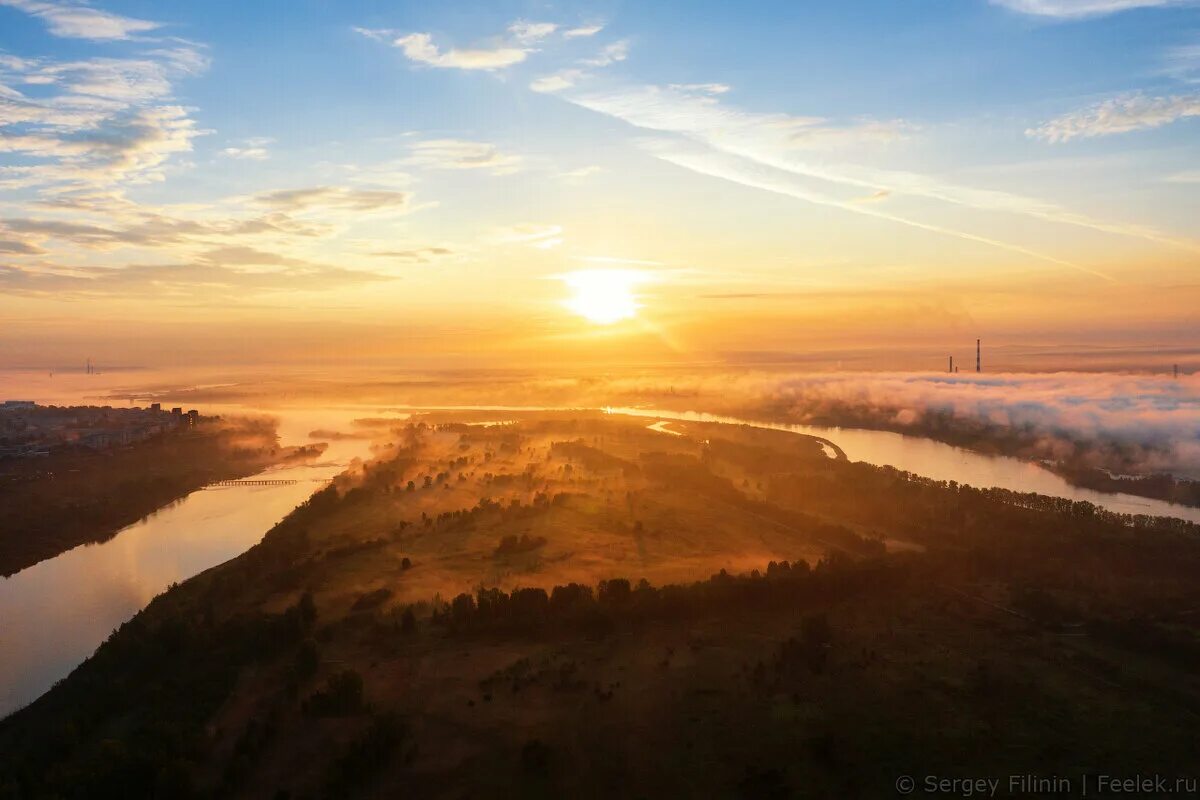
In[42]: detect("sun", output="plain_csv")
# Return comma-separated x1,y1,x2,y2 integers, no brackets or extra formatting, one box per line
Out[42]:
561,269,645,325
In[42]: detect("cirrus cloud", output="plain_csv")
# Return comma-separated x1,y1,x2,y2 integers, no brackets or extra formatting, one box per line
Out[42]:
356,27,529,71
405,139,522,175
1028,92,1200,142
0,0,160,40
989,0,1192,18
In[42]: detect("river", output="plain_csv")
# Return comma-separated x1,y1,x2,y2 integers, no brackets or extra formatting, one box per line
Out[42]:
0,401,386,717
2,390,1199,717
605,406,1200,524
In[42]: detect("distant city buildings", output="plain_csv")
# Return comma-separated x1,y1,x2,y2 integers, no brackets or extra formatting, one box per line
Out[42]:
0,402,206,460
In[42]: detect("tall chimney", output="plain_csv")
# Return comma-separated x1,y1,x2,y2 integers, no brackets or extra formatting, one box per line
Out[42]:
949,355,954,374
976,340,981,373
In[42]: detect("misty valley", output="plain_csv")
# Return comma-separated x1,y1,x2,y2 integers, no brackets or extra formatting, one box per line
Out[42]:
4,406,1200,797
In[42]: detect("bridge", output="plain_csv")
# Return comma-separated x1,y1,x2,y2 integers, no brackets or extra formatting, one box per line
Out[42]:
207,477,334,488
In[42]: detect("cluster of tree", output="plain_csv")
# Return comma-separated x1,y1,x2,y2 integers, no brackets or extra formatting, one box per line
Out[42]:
1050,464,1200,509
410,492,573,534
739,459,1200,635
550,440,640,475
351,587,394,611
422,554,903,637
703,436,828,473
768,460,1200,575
494,533,548,556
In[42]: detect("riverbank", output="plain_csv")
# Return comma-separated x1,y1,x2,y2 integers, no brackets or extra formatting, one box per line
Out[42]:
0,415,323,577
680,404,1200,510
0,404,379,718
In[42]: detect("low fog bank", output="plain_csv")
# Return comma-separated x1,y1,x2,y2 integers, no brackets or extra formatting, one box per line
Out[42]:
96,367,1200,479
606,371,1200,479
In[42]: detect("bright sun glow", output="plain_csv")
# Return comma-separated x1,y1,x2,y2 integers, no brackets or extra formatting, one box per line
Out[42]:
561,269,646,324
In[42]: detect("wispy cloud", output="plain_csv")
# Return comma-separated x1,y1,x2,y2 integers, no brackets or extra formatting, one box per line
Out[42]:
554,82,1200,260
0,41,210,192
1163,40,1200,83
1029,92,1200,141
668,83,731,96
0,0,160,40
559,165,603,180
650,142,1111,279
1165,169,1200,182
581,40,629,67
251,186,413,213
0,105,208,188
490,223,563,249
852,189,892,204
406,139,522,175
529,37,631,94
530,69,586,93
989,0,1191,19
356,24,536,71
220,137,272,160
507,20,557,44
563,24,604,39
0,260,393,298
369,246,454,263
393,32,527,70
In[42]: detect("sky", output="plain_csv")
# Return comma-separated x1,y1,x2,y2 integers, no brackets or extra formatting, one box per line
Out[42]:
0,0,1197,370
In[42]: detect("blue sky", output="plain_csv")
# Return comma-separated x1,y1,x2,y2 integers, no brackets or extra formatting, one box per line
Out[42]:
0,0,1197,366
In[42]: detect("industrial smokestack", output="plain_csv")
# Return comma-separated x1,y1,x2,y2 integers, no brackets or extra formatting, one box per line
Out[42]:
976,339,980,373
949,355,954,374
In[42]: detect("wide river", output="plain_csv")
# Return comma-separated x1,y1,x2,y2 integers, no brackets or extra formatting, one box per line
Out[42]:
0,400,389,718
2,389,1199,717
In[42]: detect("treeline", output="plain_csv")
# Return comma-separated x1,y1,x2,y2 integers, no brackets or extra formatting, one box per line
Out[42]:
1049,464,1200,509
766,460,1200,610
737,402,1198,511
418,553,905,637
880,465,1200,536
